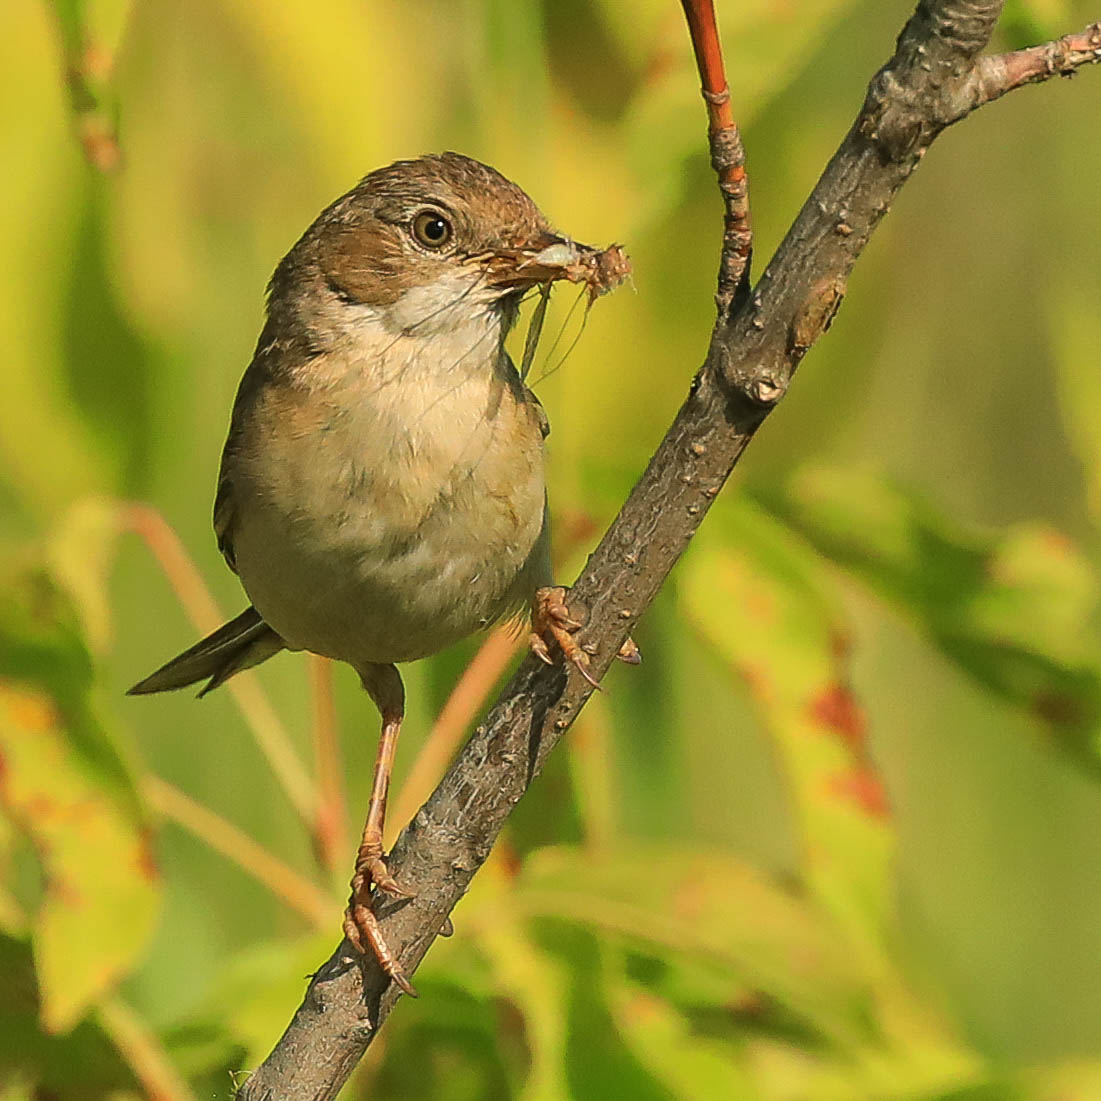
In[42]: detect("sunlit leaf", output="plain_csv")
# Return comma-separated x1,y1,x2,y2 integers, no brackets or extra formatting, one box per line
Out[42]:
680,498,893,944
0,553,157,1034
525,922,673,1101
462,853,571,1101
758,468,1101,769
0,812,27,935
46,498,124,656
513,846,878,1050
510,845,977,1097
0,560,136,803
605,975,755,1099
0,683,160,1033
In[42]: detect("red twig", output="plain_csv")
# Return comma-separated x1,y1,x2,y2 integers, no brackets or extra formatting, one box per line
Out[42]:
679,0,751,315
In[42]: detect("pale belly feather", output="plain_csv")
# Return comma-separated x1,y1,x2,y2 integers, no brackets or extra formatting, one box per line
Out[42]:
228,331,549,667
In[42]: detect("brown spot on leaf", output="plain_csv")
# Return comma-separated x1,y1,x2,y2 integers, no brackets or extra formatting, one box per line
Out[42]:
809,682,866,751
496,837,522,880
1040,530,1074,556
828,629,853,662
828,768,889,818
136,826,159,881
1033,691,1083,727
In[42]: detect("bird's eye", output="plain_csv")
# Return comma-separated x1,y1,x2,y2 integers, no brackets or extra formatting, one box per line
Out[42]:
411,211,453,250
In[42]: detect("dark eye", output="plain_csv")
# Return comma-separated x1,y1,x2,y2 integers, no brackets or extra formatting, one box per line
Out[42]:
411,211,453,249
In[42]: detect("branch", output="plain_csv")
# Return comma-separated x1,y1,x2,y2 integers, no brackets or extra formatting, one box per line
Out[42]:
974,22,1101,105
237,4,1098,1097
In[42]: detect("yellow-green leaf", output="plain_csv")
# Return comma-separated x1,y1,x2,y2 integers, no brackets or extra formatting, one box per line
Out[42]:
514,845,877,1050
0,683,159,1033
681,498,893,945
759,468,1101,769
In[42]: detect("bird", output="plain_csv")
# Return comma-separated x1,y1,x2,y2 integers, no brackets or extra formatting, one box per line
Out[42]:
128,152,633,996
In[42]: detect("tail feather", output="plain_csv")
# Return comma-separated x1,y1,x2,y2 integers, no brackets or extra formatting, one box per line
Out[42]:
128,606,285,697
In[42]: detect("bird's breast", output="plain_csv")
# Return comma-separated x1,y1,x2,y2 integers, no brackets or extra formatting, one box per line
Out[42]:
227,326,548,665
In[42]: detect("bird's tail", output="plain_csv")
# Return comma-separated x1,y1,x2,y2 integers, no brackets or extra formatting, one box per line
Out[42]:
128,606,285,698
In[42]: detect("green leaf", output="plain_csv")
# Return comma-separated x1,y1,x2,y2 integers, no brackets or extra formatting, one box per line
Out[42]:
0,552,141,813
45,498,125,657
471,886,572,1101
758,468,1101,770
0,551,158,1034
0,812,28,935
195,933,336,1072
604,974,755,1099
513,846,878,1051
0,932,139,1092
509,845,978,1097
527,922,674,1101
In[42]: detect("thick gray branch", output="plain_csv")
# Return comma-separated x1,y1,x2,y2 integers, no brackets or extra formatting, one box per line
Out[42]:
237,3,1098,1097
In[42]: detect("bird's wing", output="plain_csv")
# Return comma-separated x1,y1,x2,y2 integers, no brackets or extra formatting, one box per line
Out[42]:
213,346,277,573
213,464,237,572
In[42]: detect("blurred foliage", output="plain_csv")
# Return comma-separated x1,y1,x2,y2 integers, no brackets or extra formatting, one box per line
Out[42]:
2,0,1101,1097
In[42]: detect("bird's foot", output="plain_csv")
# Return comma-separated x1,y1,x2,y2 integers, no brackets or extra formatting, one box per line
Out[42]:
529,586,641,689
343,837,418,997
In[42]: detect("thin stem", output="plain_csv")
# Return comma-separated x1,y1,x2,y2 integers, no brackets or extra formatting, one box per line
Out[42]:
309,655,348,877
97,995,199,1101
143,775,332,928
678,0,733,119
123,504,318,830
388,626,520,843
974,21,1101,102
47,3,124,171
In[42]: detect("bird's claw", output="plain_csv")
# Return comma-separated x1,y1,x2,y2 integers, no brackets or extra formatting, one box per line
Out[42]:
529,586,640,689
530,586,601,689
344,843,418,997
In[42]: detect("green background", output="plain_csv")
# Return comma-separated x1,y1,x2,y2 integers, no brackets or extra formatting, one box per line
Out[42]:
3,0,1101,1097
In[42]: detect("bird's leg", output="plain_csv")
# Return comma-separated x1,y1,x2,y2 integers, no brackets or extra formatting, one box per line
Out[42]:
530,586,641,689
343,662,417,997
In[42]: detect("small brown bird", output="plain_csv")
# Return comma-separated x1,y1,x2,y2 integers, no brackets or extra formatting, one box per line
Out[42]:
129,152,633,995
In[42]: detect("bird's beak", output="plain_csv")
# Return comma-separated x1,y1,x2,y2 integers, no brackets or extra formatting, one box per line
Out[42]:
480,234,631,299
